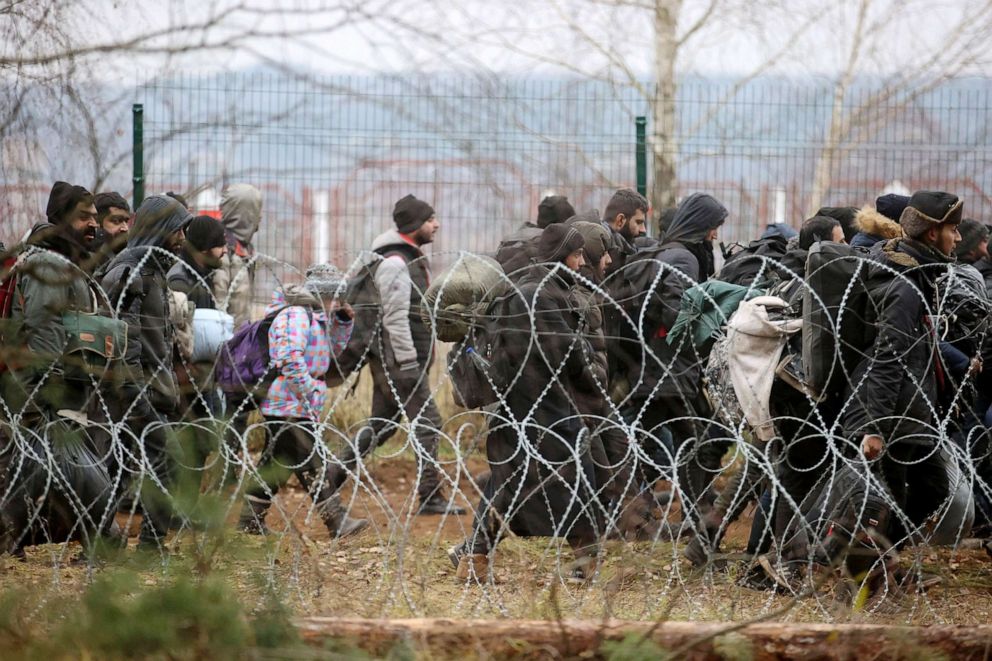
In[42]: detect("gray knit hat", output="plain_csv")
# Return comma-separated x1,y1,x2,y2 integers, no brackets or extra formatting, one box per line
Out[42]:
304,263,347,297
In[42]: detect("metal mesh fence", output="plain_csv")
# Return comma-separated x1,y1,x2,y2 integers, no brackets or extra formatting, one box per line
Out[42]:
2,71,992,632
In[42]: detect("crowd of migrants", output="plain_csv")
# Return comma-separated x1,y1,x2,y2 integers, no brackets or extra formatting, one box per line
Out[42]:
1,181,991,606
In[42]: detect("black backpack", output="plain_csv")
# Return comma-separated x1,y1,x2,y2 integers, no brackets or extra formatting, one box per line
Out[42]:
446,293,509,409
325,254,384,388
716,235,789,287
801,242,873,400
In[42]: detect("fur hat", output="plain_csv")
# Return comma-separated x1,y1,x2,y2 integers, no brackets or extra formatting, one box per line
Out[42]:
899,191,962,239
393,195,435,234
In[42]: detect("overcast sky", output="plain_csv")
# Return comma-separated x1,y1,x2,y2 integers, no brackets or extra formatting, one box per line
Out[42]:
72,0,992,84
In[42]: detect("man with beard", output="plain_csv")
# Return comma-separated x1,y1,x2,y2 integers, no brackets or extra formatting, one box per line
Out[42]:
168,215,226,311
601,188,648,277
0,182,119,557
168,215,227,415
90,192,131,269
101,195,190,549
821,192,962,579
3,182,100,415
327,195,464,516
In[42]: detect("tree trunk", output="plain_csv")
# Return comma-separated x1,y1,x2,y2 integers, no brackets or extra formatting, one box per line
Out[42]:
651,0,681,236
296,617,992,659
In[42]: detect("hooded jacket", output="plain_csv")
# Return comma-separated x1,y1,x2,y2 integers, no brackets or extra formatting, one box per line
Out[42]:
371,228,433,369
213,184,262,326
843,238,952,446
661,193,728,282
260,287,353,420
482,263,603,541
5,223,97,414
100,196,192,414
850,205,903,248
167,247,217,311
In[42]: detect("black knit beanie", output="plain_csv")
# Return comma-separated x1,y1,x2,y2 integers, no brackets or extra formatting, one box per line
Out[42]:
393,194,435,234
875,193,910,221
185,215,227,251
538,223,585,263
537,195,576,229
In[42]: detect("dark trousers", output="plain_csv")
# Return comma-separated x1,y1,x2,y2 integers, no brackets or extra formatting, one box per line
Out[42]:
244,418,337,507
625,394,728,525
331,357,444,500
126,409,182,543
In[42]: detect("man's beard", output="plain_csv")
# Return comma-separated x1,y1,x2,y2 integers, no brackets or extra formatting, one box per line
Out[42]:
66,224,96,251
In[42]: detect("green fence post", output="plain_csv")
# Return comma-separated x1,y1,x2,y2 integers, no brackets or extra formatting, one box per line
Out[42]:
635,115,647,198
132,103,144,209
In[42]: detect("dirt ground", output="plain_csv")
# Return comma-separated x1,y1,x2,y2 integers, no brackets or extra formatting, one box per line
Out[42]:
2,449,990,629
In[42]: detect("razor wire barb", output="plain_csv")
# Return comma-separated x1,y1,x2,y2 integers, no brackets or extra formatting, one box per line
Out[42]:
0,242,988,624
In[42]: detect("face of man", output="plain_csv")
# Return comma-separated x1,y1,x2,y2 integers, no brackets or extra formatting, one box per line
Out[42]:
65,200,98,248
705,227,719,242
613,209,647,242
167,228,186,254
413,215,440,246
564,248,586,271
199,244,227,268
598,251,612,276
101,206,130,239
928,222,961,257
831,225,845,243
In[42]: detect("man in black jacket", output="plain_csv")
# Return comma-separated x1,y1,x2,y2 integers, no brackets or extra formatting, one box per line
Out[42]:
91,191,131,270
615,193,728,533
840,191,962,555
101,195,190,549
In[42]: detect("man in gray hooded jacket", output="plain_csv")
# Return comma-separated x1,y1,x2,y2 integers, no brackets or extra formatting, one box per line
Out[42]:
213,184,262,327
100,195,190,548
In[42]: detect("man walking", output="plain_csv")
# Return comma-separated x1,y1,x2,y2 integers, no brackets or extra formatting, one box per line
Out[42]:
330,194,464,516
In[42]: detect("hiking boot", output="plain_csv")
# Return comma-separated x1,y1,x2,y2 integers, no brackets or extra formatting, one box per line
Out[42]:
237,495,272,535
757,554,806,594
317,495,369,539
418,491,466,516
737,563,777,591
455,553,492,582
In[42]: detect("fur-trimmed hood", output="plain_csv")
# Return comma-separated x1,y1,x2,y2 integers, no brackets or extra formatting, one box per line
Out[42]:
855,205,903,241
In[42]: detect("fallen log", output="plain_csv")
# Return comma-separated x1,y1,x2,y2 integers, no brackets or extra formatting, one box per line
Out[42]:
295,617,992,659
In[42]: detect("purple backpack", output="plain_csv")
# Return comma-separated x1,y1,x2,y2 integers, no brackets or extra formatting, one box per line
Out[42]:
215,305,311,410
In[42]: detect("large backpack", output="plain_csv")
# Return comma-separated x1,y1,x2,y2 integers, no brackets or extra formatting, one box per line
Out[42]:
325,253,384,388
446,293,511,409
801,242,873,400
716,235,789,287
215,305,311,409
